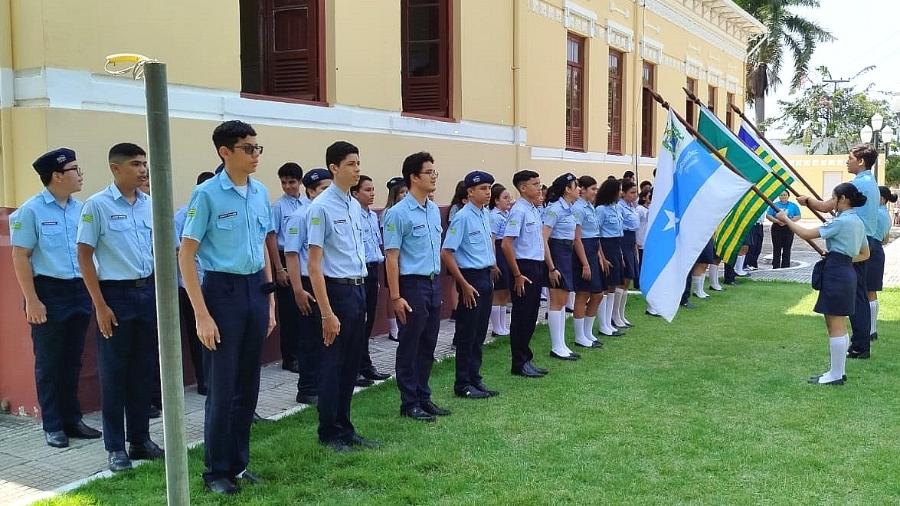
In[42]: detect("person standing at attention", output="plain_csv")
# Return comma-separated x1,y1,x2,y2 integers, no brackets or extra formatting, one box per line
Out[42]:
766,190,801,269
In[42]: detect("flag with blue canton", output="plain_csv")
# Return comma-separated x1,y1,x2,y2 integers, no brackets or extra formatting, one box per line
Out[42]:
640,110,751,321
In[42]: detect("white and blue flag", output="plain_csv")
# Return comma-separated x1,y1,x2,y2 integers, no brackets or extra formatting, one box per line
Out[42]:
640,110,751,321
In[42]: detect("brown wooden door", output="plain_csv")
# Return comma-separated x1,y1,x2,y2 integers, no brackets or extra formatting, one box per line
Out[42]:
401,0,450,117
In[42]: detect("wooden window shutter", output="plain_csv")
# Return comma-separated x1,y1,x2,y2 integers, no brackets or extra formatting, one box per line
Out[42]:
402,0,450,117
608,50,624,155
566,34,585,151
641,62,655,157
263,0,320,101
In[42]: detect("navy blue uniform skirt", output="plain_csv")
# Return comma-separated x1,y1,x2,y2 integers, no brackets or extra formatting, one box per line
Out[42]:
599,236,624,287
867,237,884,291
494,239,511,291
814,253,856,316
621,230,638,280
575,237,605,293
548,238,575,291
696,238,715,264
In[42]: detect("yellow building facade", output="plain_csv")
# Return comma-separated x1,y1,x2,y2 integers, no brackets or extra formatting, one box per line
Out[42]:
0,0,764,208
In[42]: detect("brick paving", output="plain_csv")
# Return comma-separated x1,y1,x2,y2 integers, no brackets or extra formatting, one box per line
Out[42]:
2,221,897,505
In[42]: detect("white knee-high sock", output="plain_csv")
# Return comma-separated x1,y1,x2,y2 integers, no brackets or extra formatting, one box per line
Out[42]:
490,306,503,335
610,290,624,327
583,316,598,341
708,264,722,290
822,335,849,382
692,276,708,298
870,300,878,336
574,317,592,346
598,295,614,334
548,310,572,355
388,317,399,337
566,292,576,311
502,308,511,334
620,290,632,325
735,255,746,274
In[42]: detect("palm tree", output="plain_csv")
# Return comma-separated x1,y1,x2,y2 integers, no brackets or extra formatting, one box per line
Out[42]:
736,0,834,130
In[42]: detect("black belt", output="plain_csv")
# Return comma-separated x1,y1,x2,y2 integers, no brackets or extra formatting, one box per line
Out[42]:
400,273,439,281
34,275,81,284
548,238,574,247
366,261,382,270
325,276,366,286
99,276,153,288
460,267,492,273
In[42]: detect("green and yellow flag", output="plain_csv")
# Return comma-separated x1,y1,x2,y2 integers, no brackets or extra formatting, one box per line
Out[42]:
696,107,794,264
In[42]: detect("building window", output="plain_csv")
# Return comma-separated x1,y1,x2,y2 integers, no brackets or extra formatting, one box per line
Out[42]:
685,77,697,126
641,62,656,157
240,0,324,102
401,0,451,118
708,85,717,115
566,34,585,152
608,49,624,155
726,92,735,130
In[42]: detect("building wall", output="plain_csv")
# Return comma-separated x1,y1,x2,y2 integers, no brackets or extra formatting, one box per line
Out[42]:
785,154,887,219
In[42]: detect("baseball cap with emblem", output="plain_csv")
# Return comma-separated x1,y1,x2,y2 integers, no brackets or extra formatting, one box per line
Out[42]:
464,170,495,188
32,148,77,176
302,168,332,187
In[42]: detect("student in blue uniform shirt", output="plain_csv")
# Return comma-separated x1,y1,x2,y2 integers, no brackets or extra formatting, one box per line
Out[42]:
442,170,501,399
382,176,408,341
77,143,163,472
179,121,276,494
765,190,801,269
10,148,102,449
799,144,881,359
776,183,869,385
283,168,332,406
542,173,581,361
383,152,449,422
571,175,606,347
616,180,640,326
351,175,392,384
595,178,627,334
502,170,550,378
489,184,513,336
174,171,216,396
306,141,378,452
870,186,897,341
268,162,306,373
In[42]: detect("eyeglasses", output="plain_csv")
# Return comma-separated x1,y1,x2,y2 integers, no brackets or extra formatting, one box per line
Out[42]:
234,144,264,155
61,166,83,176
420,170,439,178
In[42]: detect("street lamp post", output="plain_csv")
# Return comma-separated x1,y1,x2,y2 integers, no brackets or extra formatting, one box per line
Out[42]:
860,113,894,181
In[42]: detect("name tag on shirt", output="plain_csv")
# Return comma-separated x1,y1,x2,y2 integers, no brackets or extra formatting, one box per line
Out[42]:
217,211,238,220
41,220,59,226
110,214,128,220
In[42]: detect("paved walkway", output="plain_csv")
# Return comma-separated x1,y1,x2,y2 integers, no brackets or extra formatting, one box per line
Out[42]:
2,223,897,505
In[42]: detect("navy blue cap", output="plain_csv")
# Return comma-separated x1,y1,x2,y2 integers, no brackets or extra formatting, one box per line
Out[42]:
33,148,76,176
464,170,494,188
552,172,576,187
386,176,405,190
302,168,332,187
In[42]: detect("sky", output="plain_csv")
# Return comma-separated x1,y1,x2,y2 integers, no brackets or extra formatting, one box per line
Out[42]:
760,0,900,138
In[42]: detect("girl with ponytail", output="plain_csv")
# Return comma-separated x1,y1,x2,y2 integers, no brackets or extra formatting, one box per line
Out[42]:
542,173,581,360
489,184,513,336
570,176,606,348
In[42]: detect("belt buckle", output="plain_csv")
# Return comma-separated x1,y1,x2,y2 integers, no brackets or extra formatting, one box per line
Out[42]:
428,273,436,281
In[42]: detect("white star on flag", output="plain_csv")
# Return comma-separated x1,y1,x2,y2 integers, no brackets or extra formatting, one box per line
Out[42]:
663,210,680,231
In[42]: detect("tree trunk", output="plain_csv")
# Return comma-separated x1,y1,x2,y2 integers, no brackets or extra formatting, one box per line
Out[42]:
754,91,765,133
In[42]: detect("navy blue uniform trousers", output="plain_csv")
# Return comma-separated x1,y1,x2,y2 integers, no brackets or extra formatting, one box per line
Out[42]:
510,260,545,372
297,277,321,396
202,270,268,482
317,280,366,443
96,279,156,452
453,268,493,391
745,223,764,268
395,276,442,411
276,251,301,364
849,254,871,354
359,262,382,374
31,276,92,433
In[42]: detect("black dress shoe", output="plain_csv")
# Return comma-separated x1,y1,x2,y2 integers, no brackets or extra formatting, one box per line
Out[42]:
355,375,375,387
362,369,391,381
205,477,239,494
807,375,846,385
574,340,602,349
322,439,356,452
108,451,132,472
645,310,661,317
236,469,263,484
847,350,870,359
550,351,579,361
65,420,102,439
45,430,68,448
455,385,491,399
422,400,451,416
296,393,318,405
527,361,549,375
709,286,725,292
474,382,500,396
282,359,300,373
387,334,400,342
401,407,436,422
129,440,164,460
148,404,161,419
680,301,696,309
347,433,380,449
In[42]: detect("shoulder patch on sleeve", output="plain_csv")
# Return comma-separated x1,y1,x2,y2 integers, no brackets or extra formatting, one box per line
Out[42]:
310,217,321,226
386,223,397,232
288,226,299,235
186,208,197,217
11,221,22,230
81,214,93,223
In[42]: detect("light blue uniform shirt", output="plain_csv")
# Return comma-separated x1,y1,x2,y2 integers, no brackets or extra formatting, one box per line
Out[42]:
543,199,576,240
382,193,443,276
361,207,385,264
850,169,880,238
820,209,867,257
573,199,599,239
181,171,274,275
174,205,204,287
489,208,509,239
272,193,307,250
877,205,890,240
306,183,368,278
76,185,153,281
596,204,624,238
283,206,311,276
617,200,640,232
10,188,83,279
503,198,544,261
442,202,496,269
767,200,801,219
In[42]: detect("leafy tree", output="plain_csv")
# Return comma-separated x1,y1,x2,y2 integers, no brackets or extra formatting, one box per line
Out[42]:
886,155,900,186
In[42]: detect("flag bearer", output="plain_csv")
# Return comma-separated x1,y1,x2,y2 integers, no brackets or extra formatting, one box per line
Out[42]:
442,170,501,399
10,148,102,449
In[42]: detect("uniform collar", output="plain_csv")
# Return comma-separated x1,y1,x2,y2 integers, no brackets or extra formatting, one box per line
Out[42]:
462,202,483,215
108,183,147,202
323,182,352,202
41,187,74,206
217,170,259,194
855,169,872,179
403,192,431,211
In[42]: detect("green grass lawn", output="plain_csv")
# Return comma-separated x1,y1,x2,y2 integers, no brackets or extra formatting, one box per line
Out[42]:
44,282,900,505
